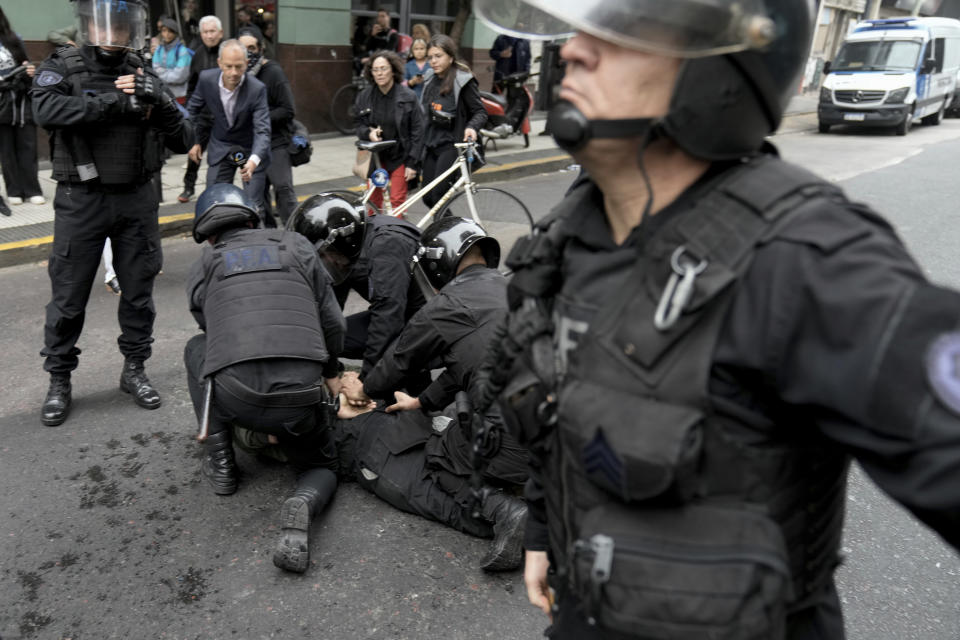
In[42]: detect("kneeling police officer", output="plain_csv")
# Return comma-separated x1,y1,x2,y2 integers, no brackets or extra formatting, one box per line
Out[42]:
474,0,960,638
33,0,194,426
184,184,346,573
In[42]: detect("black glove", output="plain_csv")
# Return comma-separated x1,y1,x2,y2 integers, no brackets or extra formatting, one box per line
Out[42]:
95,92,139,118
133,73,162,104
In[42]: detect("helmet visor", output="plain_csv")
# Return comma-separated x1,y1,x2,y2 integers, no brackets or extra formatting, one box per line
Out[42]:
474,0,773,57
76,0,147,50
317,245,354,285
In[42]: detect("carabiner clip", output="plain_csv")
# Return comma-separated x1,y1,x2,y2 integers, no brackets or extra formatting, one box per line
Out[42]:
653,246,708,331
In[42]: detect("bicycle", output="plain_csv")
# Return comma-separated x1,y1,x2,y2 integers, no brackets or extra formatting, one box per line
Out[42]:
354,139,533,261
329,75,370,136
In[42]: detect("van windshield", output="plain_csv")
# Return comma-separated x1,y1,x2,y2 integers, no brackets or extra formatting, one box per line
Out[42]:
833,39,923,72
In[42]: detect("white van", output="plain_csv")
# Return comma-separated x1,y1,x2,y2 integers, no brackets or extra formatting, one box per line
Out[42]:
818,17,960,135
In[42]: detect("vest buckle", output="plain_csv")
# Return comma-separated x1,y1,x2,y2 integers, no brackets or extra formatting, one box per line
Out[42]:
654,246,708,331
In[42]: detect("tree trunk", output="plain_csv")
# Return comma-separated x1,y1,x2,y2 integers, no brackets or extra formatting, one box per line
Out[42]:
450,0,473,50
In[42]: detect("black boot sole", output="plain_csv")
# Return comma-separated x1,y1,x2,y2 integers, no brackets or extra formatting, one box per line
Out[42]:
119,378,162,409
273,496,311,573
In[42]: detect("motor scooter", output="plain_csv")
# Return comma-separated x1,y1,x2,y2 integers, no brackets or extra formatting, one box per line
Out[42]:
479,71,536,150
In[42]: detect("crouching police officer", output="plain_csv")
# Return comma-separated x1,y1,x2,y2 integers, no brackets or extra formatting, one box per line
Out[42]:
474,0,960,638
347,217,530,570
33,0,194,426
287,194,427,385
184,184,346,573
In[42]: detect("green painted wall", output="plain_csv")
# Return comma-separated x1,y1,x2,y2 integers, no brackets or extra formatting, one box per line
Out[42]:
4,2,76,41
277,0,350,45
463,16,498,50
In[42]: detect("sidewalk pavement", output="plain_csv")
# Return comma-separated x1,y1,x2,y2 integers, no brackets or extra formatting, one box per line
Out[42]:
0,95,819,269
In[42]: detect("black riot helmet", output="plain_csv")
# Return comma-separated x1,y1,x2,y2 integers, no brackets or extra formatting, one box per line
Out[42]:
74,0,148,51
415,216,500,292
475,0,815,161
286,193,365,284
192,183,260,243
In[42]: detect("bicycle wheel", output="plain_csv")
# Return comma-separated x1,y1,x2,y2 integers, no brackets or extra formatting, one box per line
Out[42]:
438,187,533,269
329,83,359,135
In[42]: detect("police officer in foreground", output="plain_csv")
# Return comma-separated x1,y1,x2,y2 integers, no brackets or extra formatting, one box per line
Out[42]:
184,184,345,573
288,194,427,386
345,217,529,570
473,0,960,638
33,0,194,427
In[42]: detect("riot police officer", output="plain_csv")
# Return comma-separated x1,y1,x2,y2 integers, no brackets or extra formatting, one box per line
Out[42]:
287,195,426,383
184,184,346,574
346,217,529,570
473,0,960,638
33,0,194,426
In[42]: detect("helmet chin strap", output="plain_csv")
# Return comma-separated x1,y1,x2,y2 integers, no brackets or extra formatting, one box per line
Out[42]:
547,100,660,153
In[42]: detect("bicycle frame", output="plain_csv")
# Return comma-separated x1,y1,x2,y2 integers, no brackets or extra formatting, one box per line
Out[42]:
360,143,481,229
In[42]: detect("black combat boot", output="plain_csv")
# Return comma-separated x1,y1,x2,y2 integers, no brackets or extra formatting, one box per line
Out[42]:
41,373,72,427
478,491,528,572
119,359,162,409
201,429,239,496
273,468,337,573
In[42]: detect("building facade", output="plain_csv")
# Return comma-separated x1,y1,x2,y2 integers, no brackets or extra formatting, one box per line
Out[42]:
9,0,502,135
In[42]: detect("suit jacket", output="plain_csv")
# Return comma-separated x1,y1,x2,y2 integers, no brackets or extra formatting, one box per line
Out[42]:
186,67,271,169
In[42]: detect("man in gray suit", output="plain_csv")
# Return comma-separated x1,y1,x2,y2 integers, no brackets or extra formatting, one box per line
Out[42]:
186,39,272,223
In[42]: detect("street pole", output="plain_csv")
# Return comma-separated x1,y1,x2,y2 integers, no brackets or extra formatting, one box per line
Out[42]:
912,0,924,16
866,0,882,19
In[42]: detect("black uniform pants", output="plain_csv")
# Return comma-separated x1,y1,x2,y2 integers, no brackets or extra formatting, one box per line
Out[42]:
42,181,161,374
183,334,339,475
182,156,200,191
420,144,458,209
0,123,42,199
264,145,297,225
353,414,493,539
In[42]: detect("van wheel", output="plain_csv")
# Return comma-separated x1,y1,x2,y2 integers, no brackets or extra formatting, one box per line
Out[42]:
922,99,946,126
818,121,830,134
895,110,913,136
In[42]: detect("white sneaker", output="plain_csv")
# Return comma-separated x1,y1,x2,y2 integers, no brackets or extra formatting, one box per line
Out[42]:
8,197,22,205
28,195,46,205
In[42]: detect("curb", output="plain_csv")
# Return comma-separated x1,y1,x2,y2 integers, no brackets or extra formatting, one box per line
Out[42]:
0,150,572,269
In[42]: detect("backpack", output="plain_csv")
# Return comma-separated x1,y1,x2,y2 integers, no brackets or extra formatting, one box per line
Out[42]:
287,119,313,167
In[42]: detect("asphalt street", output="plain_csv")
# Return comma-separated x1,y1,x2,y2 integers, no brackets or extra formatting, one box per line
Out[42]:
3,119,960,639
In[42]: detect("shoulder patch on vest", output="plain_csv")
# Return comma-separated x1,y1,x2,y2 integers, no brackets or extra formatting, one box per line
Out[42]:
926,332,960,415
221,245,283,276
36,70,64,87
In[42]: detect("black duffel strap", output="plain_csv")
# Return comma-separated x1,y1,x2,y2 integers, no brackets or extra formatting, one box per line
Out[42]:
216,373,326,408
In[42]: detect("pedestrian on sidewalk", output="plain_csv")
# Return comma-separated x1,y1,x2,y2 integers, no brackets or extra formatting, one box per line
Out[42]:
238,26,298,225
152,17,193,101
178,14,223,204
355,50,424,211
419,35,486,208
185,40,271,224
0,8,44,208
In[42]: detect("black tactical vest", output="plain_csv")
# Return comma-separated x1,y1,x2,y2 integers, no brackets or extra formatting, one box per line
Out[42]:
507,155,850,639
201,229,330,377
49,48,147,185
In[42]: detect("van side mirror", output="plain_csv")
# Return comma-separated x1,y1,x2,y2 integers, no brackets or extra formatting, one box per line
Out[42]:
822,60,832,74
922,58,937,73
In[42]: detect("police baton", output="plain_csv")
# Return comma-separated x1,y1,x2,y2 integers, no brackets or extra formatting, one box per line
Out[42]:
197,378,213,442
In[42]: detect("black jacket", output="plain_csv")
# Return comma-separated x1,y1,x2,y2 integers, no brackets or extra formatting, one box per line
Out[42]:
354,82,425,170
337,214,425,378
253,59,295,149
364,265,507,411
421,69,486,151
186,42,220,96
0,42,32,126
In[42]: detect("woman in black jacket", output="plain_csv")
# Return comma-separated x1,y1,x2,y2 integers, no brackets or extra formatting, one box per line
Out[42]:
354,50,425,212
419,34,486,208
0,7,43,211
